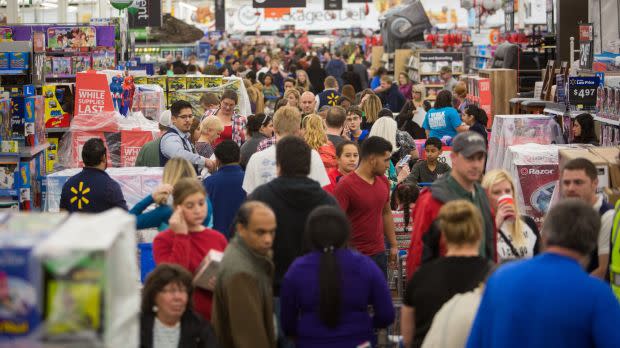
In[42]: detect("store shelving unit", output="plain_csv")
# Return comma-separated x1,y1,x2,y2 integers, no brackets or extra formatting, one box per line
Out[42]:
406,50,464,101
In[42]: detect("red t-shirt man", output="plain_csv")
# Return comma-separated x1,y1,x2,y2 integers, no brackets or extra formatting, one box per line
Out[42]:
334,136,398,276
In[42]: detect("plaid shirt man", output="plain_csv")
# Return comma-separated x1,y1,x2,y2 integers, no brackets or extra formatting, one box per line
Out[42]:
203,108,247,146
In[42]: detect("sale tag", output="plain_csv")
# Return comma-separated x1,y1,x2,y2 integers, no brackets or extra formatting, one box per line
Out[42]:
568,76,599,111
74,70,115,117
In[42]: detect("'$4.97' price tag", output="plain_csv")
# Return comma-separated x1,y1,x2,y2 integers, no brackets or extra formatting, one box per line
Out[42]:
568,76,599,110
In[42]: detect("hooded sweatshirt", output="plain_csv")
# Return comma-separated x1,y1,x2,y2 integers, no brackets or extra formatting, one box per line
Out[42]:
248,176,338,295
379,83,406,113
406,175,496,279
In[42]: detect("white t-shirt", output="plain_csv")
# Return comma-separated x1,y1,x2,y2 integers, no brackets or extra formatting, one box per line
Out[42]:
497,219,538,262
242,145,330,194
153,317,180,348
593,195,613,255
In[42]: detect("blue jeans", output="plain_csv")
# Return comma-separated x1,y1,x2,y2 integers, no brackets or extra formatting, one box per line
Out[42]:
370,252,388,279
273,296,296,348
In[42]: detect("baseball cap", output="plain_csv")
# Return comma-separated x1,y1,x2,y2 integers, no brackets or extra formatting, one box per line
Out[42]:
159,110,171,127
452,131,487,157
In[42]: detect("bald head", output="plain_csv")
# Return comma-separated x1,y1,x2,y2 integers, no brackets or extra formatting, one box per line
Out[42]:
235,201,277,256
300,91,316,115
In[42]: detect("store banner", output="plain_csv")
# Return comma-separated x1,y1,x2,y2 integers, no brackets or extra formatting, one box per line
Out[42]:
120,130,155,167
72,131,113,168
215,0,226,31
128,0,162,28
74,71,115,117
252,0,306,8
325,0,342,10
579,23,594,70
264,8,291,18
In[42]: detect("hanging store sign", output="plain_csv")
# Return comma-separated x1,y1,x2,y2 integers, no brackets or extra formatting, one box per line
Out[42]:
215,0,226,31
324,0,342,10
252,0,306,8
128,0,162,28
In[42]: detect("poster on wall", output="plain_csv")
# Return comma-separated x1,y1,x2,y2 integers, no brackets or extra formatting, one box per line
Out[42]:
47,27,96,49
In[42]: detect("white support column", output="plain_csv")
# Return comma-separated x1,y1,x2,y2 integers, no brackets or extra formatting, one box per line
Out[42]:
58,0,68,23
7,0,19,23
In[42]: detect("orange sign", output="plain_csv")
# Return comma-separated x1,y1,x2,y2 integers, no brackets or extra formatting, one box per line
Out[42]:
264,8,290,18
74,71,114,117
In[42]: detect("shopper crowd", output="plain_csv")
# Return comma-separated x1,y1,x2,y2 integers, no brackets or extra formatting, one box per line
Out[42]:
58,38,620,348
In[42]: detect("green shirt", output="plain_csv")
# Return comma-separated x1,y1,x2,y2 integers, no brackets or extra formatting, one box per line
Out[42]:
135,138,161,167
445,175,487,257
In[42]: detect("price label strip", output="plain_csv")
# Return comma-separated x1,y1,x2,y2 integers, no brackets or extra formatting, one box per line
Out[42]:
568,76,599,111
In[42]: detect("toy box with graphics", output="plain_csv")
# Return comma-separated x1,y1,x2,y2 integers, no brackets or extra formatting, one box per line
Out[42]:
0,95,10,143
11,96,45,148
43,85,71,129
46,138,59,173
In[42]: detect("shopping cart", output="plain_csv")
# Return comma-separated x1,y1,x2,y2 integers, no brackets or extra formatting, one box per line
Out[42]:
377,251,407,347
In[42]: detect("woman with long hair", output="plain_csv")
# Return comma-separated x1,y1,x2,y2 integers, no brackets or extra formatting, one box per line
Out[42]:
153,178,228,321
239,113,273,169
280,206,394,348
401,200,493,348
284,88,301,109
572,113,599,145
369,116,416,165
303,114,337,170
295,69,312,92
130,158,213,231
399,72,414,101
462,104,488,146
360,93,382,130
323,141,359,194
481,169,541,262
391,180,420,253
306,56,327,94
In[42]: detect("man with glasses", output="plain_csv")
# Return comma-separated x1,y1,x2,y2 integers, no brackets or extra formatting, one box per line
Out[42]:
345,106,369,143
160,100,212,172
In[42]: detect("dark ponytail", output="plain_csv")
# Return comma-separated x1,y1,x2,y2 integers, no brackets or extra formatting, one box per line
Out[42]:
465,105,488,128
246,113,268,137
391,180,420,228
305,206,350,328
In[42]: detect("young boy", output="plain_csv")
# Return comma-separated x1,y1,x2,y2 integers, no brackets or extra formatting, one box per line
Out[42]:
407,137,451,184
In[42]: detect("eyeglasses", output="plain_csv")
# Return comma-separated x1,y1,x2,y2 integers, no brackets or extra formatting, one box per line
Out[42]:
175,114,194,121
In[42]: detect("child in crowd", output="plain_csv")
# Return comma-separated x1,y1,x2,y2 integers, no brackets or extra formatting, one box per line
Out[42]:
462,105,489,146
152,178,228,322
324,141,360,194
391,180,420,253
262,74,281,99
407,137,451,184
130,158,213,231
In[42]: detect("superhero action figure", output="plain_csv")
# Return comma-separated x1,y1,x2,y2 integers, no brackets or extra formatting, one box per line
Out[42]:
120,76,135,116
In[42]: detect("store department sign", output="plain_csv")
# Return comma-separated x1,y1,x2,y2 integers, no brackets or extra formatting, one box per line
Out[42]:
128,0,162,28
253,0,306,8
232,4,379,31
325,0,342,11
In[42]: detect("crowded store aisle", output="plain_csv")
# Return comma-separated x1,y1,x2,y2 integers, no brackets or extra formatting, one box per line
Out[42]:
3,1,620,347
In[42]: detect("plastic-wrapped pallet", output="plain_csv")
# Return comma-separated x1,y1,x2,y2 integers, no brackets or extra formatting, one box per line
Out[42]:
502,143,562,228
487,115,561,172
34,209,140,348
44,167,163,212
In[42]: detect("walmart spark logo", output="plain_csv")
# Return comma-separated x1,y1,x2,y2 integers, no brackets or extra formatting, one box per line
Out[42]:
70,181,90,210
327,93,339,106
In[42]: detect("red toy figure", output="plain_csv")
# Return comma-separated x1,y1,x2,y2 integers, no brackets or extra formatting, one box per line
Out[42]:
120,75,135,116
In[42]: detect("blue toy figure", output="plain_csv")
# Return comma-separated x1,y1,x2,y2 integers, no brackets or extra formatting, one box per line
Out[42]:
110,76,122,111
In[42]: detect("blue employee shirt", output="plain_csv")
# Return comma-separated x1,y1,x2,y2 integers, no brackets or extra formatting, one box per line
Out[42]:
59,167,128,213
467,253,620,348
203,164,246,239
422,106,462,139
130,195,213,231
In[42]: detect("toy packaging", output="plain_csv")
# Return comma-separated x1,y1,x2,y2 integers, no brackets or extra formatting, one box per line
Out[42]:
0,95,10,143
46,137,59,173
72,54,91,73
133,76,148,85
92,47,116,70
43,85,71,128
9,52,29,70
131,85,165,121
147,76,167,90
9,96,45,148
0,162,18,192
167,77,187,91
204,76,223,88
0,52,9,69
46,26,96,50
0,213,67,340
51,57,73,77
42,252,105,340
187,77,205,89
